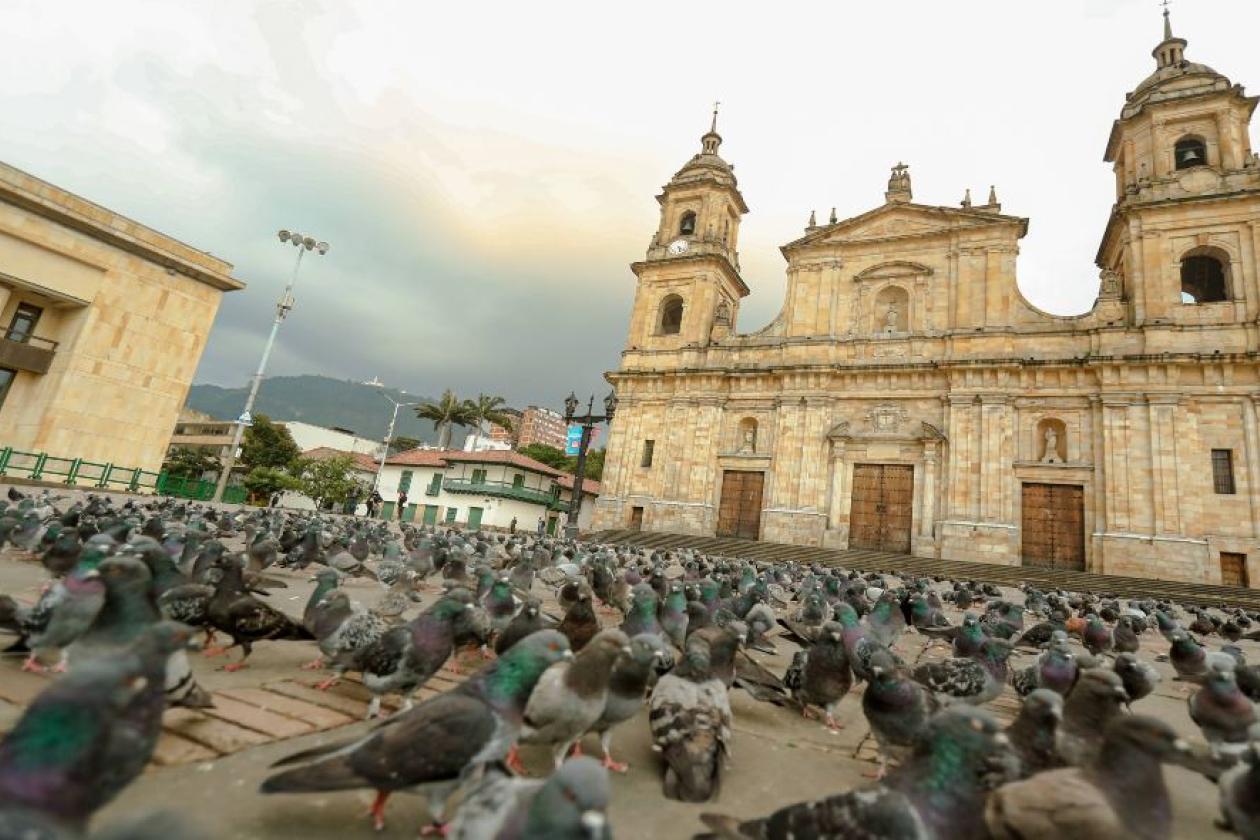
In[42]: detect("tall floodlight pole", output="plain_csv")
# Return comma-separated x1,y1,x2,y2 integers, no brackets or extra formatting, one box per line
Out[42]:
213,230,329,502
374,393,422,492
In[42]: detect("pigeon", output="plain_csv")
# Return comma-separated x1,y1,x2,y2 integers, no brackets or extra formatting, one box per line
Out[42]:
1189,666,1257,755
621,583,662,639
495,598,547,656
261,630,573,831
23,559,106,672
1113,614,1142,654
659,582,690,650
985,715,1210,840
1057,668,1130,766
1006,689,1064,778
1114,653,1161,707
861,648,937,779
483,575,518,637
1218,741,1260,839
649,627,733,802
912,637,1012,706
447,756,611,840
308,591,389,688
1011,633,1078,697
1170,629,1235,682
518,628,631,769
1081,614,1114,657
558,590,601,653
205,553,312,670
866,590,908,648
589,633,671,773
700,706,1017,840
0,621,198,830
357,592,480,716
783,621,851,730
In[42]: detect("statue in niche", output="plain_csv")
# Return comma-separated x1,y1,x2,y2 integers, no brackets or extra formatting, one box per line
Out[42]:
1041,426,1062,464
884,302,900,333
739,425,757,453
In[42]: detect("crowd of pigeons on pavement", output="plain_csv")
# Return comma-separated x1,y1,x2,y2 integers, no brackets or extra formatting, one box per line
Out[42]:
1,487,1260,838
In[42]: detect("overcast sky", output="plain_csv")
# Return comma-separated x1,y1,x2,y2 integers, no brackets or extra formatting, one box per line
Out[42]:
6,1,1259,408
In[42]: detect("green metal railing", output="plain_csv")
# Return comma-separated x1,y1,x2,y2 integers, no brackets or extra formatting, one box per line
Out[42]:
0,446,246,503
442,478,556,506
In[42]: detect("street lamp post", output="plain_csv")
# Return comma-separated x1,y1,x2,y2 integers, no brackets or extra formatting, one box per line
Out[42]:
562,390,616,540
374,393,422,493
213,229,329,502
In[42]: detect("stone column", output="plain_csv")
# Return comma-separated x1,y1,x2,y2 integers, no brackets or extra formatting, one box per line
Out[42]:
921,440,939,540
1146,394,1182,535
1245,396,1260,538
827,439,848,529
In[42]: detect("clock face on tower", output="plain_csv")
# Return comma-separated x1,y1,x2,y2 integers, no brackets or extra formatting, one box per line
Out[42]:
667,238,690,255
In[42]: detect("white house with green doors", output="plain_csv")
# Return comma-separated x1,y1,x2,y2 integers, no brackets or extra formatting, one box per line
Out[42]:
370,448,599,534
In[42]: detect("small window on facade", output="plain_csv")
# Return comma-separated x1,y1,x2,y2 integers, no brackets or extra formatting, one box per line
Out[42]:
512,474,524,488
427,474,442,495
7,303,42,343
641,439,655,468
659,295,684,335
679,211,696,236
1175,136,1207,170
471,468,487,484
0,368,14,411
398,470,413,493
445,507,458,523
1181,255,1228,303
1212,449,1236,495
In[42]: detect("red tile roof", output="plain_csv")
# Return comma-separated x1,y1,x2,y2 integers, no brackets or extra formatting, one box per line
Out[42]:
300,447,379,472
438,449,565,477
555,474,601,496
384,448,449,467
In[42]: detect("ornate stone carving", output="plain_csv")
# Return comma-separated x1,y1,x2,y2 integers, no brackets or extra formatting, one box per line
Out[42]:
1099,269,1122,299
865,403,909,433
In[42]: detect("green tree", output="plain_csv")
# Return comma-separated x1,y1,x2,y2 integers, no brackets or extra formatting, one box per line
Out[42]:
293,455,364,510
389,435,422,454
240,414,300,470
415,390,473,449
162,447,221,479
242,466,301,505
518,443,570,470
576,448,605,481
463,393,516,439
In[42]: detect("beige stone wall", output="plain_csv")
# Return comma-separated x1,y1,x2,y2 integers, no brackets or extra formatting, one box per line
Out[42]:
0,163,241,474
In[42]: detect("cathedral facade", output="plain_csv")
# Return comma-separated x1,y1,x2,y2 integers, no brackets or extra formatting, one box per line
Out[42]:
591,17,1260,586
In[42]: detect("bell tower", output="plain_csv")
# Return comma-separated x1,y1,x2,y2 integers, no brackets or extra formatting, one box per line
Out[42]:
624,107,750,351
1098,9,1260,324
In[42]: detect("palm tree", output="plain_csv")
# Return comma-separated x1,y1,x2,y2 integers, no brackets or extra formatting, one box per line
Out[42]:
416,389,473,449
464,393,516,439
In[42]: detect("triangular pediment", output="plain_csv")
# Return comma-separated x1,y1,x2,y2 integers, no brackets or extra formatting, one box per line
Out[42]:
783,202,1028,253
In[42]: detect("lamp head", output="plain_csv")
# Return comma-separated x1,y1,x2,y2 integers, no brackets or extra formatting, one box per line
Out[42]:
564,392,579,422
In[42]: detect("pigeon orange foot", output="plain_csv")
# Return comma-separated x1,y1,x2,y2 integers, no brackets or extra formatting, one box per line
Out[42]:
601,754,629,773
419,822,449,837
299,657,325,671
20,655,45,673
505,744,528,775
369,790,391,832
315,675,340,691
221,661,249,673
202,645,229,658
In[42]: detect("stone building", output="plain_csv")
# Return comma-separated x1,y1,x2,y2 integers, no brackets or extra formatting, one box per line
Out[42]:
0,161,244,472
592,15,1260,586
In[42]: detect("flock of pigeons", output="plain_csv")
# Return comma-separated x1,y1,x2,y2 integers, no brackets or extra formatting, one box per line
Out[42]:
0,487,1259,838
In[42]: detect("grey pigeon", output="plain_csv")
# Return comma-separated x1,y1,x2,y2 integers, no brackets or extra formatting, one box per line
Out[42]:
912,638,1012,706
519,628,630,769
783,621,851,730
589,633,670,772
1218,742,1260,839
495,598,547,656
1006,689,1064,778
861,648,936,779
1114,652,1161,706
261,630,573,831
986,715,1210,840
447,756,611,840
1190,666,1257,754
1056,668,1130,766
649,628,733,802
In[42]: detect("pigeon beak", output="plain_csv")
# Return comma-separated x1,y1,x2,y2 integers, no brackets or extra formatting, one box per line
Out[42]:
621,645,633,656
561,649,574,661
580,810,606,836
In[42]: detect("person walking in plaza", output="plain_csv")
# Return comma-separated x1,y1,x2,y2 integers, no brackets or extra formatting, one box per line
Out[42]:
510,516,517,535
536,516,545,537
396,490,408,520
367,490,382,518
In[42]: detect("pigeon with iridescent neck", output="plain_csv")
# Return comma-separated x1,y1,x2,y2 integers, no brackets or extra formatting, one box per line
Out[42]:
261,629,573,832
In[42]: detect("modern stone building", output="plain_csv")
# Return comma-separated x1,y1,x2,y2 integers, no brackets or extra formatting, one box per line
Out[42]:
592,15,1260,586
0,161,244,472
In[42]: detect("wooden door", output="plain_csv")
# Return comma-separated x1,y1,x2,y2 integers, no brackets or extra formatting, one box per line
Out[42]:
628,506,644,531
1221,552,1249,588
849,464,914,553
422,505,439,526
467,507,483,530
1021,483,1085,570
716,470,764,540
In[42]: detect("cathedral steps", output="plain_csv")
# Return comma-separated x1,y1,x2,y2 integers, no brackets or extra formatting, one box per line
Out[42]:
583,529,1260,610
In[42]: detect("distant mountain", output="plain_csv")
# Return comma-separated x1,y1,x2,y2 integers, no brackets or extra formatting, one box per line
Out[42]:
186,375,469,445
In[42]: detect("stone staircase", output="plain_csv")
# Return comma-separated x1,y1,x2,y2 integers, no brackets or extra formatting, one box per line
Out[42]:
585,529,1260,611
